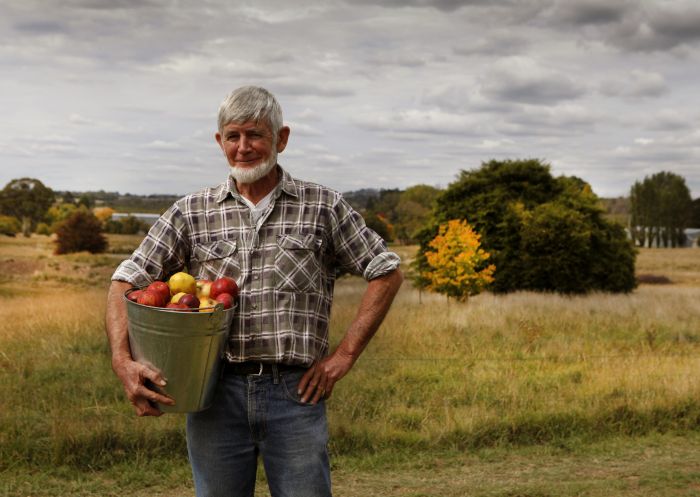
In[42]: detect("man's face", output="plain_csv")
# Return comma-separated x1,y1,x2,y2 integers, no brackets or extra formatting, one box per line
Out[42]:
215,121,290,184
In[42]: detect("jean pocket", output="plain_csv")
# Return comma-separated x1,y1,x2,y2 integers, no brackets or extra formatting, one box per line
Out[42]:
191,239,240,281
280,371,317,406
274,233,321,293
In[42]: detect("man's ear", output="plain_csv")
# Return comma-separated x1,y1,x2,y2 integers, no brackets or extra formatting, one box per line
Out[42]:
276,126,291,153
215,132,224,151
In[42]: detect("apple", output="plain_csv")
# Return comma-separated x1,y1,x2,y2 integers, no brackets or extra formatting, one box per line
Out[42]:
170,292,187,303
179,293,200,309
168,271,196,295
137,289,166,307
214,292,235,309
166,302,190,310
196,279,213,298
127,289,143,303
210,277,238,299
198,296,217,313
147,281,171,303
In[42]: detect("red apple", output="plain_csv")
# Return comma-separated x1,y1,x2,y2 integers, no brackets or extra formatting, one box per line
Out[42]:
147,281,171,303
178,293,200,309
214,292,235,309
166,302,190,310
127,289,143,303
210,277,238,299
137,289,166,307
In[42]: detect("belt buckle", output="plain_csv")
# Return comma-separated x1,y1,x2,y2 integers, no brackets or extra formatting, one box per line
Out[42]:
253,362,264,376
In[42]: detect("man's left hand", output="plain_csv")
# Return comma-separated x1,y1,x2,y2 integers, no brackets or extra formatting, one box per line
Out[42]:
297,349,355,404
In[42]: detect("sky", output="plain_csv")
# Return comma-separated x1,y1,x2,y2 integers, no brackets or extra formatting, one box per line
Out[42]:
1,0,699,199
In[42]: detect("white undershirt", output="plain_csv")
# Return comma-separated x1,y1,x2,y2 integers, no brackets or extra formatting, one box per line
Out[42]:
239,188,276,229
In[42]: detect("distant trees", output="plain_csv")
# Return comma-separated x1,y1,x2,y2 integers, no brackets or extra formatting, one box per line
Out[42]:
347,185,441,244
0,178,54,237
629,172,693,247
415,159,636,294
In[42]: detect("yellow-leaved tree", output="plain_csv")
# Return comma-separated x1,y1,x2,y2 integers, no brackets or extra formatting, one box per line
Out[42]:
424,219,495,302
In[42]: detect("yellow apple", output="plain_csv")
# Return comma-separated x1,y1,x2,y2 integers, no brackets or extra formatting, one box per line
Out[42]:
196,279,213,299
199,296,217,313
168,272,196,295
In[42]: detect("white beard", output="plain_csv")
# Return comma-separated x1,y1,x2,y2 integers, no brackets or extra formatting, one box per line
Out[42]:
229,151,278,184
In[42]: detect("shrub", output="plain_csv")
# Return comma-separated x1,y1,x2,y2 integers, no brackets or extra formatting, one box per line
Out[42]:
54,209,108,254
0,215,21,236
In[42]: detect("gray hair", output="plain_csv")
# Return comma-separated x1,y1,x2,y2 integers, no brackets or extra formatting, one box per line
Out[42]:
217,86,283,134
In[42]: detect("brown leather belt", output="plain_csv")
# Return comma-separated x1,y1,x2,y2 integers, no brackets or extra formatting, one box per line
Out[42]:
222,361,308,376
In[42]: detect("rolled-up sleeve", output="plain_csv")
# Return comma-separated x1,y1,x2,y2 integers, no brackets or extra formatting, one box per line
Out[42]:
111,203,190,287
329,195,401,281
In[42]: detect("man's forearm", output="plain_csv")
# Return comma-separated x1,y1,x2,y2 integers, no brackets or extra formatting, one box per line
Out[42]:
105,280,134,368
336,268,404,361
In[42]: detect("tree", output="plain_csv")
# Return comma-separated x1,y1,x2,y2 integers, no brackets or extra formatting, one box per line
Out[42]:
692,198,700,229
93,207,115,225
416,159,636,294
630,172,692,247
422,219,495,301
0,178,54,237
54,209,107,254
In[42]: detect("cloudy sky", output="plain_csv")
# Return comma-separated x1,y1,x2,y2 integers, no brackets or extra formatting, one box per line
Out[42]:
2,0,700,198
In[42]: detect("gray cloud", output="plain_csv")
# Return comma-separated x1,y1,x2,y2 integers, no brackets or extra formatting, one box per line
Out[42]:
599,70,668,98
478,57,586,105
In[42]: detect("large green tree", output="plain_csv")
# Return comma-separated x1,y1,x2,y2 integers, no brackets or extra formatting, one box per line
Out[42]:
0,178,54,237
414,159,636,294
630,172,692,247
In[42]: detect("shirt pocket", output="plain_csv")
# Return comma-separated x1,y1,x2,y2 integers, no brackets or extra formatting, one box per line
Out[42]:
191,239,240,281
275,233,322,293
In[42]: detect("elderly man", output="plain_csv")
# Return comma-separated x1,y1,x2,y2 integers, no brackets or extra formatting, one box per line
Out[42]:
105,86,403,497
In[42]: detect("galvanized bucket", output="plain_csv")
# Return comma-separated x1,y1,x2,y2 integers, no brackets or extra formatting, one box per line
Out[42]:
124,289,235,413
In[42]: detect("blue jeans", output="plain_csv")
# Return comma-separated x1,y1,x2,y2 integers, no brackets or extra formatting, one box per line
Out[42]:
186,368,332,497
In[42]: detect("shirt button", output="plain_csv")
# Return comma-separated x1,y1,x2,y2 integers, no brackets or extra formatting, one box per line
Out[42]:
253,274,259,280
252,304,257,309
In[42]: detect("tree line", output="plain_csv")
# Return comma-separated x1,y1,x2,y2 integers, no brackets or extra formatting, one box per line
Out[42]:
0,164,698,297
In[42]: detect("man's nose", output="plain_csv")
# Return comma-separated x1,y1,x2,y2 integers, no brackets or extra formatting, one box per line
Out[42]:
238,135,252,153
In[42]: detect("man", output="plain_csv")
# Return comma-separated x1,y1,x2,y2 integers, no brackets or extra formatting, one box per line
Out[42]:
105,86,403,497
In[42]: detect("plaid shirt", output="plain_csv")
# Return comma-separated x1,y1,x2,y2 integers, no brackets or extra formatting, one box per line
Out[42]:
112,166,400,366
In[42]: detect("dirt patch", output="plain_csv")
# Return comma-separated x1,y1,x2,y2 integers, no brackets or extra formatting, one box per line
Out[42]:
0,257,44,276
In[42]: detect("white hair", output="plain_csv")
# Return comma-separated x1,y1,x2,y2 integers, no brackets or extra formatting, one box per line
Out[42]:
217,86,283,134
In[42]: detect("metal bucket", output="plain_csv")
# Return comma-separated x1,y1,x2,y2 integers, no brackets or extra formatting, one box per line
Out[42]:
124,289,235,413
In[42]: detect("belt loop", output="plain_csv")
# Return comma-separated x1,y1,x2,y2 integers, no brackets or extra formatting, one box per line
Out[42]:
253,362,264,376
272,364,280,384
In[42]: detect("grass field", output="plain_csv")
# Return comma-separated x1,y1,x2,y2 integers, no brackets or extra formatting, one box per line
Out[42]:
1,235,700,496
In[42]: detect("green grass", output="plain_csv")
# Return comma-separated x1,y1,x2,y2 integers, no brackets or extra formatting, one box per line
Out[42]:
2,236,700,495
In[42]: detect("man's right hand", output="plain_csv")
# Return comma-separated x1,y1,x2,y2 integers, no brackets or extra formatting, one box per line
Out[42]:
113,358,175,417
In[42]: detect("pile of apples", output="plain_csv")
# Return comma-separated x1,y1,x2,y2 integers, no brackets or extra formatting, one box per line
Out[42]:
127,272,238,312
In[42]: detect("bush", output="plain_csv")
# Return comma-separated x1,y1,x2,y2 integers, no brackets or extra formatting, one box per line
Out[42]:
0,215,20,236
54,209,108,254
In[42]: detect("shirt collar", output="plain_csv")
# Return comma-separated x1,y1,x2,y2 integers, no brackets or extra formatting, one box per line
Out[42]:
215,164,299,204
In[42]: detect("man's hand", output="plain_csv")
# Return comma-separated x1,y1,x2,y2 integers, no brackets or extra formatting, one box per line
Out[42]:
113,358,175,417
297,349,356,404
